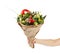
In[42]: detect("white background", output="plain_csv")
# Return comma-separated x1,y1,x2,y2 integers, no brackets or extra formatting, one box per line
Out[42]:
0,0,60,54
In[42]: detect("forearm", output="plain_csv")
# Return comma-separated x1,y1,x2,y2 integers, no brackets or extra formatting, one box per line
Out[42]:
35,38,60,46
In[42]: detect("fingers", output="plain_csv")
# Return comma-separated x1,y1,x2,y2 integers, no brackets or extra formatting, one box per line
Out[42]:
28,38,36,44
27,37,35,48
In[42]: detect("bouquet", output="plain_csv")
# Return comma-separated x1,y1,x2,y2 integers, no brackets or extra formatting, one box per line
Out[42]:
17,9,46,48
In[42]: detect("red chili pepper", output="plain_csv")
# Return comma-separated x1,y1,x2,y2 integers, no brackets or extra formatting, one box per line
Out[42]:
21,9,30,15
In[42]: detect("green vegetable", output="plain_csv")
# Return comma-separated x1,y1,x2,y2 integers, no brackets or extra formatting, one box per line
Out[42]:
23,13,30,18
33,14,39,22
17,11,46,26
41,20,44,24
17,17,20,22
34,22,38,26
36,13,40,18
25,22,30,25
43,15,46,19
21,13,30,20
38,18,44,24
38,18,40,23
40,15,43,20
21,20,25,24
33,15,37,18
33,17,38,22
19,14,23,18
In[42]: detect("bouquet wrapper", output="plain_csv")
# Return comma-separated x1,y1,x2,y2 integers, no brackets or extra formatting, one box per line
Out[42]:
18,22,42,48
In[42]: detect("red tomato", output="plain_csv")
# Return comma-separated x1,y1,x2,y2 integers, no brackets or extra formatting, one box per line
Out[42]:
29,16,35,23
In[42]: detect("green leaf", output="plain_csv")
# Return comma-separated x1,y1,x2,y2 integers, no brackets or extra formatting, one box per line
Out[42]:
38,18,44,24
17,17,20,22
25,22,30,25
40,15,43,20
23,13,30,18
22,13,30,20
43,15,46,19
19,14,23,18
33,17,38,22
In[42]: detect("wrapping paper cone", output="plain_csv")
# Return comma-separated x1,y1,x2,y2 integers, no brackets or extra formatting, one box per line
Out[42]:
18,22,42,48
